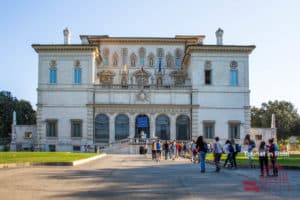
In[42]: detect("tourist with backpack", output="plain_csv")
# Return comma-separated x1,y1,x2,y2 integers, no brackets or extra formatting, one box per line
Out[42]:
223,140,234,168
213,137,223,172
244,134,256,168
196,136,208,173
231,139,238,169
268,138,278,176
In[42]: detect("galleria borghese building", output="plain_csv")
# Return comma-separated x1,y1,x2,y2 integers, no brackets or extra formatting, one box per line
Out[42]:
31,28,255,152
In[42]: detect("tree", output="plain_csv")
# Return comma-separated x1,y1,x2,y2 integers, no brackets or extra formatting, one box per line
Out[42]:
0,91,36,138
251,100,300,140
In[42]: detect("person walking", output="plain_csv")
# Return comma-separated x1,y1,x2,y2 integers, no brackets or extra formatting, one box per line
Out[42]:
231,139,238,169
196,136,208,173
258,141,269,177
244,134,256,168
213,137,223,172
223,140,234,168
151,140,157,160
191,140,197,163
164,140,170,160
156,140,162,162
268,138,278,176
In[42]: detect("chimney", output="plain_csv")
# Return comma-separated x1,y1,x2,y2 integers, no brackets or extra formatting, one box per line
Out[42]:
215,28,224,45
271,114,276,128
13,110,17,126
63,27,71,44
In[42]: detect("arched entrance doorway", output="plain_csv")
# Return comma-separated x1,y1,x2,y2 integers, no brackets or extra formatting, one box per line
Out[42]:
155,114,170,140
135,114,150,138
95,114,109,143
176,115,190,140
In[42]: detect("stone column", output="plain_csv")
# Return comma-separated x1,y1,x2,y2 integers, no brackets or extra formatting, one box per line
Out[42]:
109,114,115,145
150,113,155,138
170,114,176,140
129,113,135,139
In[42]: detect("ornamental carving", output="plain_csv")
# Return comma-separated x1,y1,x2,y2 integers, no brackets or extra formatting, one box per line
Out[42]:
157,48,164,58
133,69,151,86
49,60,57,67
205,60,212,70
130,53,137,67
169,70,188,85
175,48,183,58
166,53,174,68
74,60,81,67
112,52,119,67
136,89,150,102
98,70,115,85
148,52,155,67
230,60,238,69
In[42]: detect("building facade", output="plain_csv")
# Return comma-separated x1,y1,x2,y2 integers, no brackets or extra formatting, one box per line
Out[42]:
32,28,255,152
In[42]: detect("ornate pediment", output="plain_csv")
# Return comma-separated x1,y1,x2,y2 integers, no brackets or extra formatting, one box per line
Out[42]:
133,69,151,86
98,70,115,85
169,70,188,85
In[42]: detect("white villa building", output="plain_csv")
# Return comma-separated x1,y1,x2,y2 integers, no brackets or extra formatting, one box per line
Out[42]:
30,28,255,152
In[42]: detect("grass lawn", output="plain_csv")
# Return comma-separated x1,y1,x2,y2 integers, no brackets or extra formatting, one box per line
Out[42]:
0,152,97,164
206,153,300,167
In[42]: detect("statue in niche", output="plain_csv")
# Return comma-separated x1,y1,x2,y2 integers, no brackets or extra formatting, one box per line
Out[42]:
149,58,154,67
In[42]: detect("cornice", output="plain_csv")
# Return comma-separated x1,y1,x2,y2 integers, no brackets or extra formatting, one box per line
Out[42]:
80,35,205,45
186,45,256,54
87,104,199,109
32,44,100,53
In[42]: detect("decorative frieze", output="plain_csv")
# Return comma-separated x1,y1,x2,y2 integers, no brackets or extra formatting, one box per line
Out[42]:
98,70,116,85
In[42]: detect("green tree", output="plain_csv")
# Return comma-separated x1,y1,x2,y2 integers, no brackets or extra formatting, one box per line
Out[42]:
251,100,300,140
0,91,36,138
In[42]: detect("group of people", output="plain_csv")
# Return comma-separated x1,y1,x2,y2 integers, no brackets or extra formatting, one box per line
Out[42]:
145,134,279,177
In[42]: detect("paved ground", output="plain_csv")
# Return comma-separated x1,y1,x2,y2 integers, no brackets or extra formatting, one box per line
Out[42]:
0,154,299,200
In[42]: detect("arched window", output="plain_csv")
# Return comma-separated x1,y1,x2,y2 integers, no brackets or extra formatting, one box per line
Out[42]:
139,47,146,66
155,115,170,140
103,48,110,66
230,61,238,86
176,115,190,140
95,114,109,143
115,114,129,140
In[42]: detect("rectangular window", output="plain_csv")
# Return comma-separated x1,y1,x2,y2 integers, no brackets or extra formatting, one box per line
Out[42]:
24,132,32,138
230,70,238,86
50,68,57,84
205,70,212,85
49,144,56,152
46,120,57,137
73,146,81,152
71,120,82,137
203,122,214,139
74,68,81,84
175,58,181,68
229,123,240,139
104,58,109,66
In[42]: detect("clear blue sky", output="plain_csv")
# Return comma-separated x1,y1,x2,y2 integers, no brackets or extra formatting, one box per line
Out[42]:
1,0,300,110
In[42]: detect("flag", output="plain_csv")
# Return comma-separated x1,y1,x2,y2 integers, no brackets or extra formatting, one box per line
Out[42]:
123,64,127,72
141,66,144,72
158,59,162,72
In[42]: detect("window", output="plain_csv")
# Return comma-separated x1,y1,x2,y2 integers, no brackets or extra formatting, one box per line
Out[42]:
230,70,238,86
255,135,262,140
156,115,170,140
205,69,212,85
49,144,56,152
46,120,57,137
203,122,214,139
73,146,81,152
229,122,240,139
50,68,57,84
139,58,145,66
230,61,238,86
74,68,81,84
71,120,82,137
115,114,129,140
139,47,146,67
158,58,163,72
95,114,109,143
24,132,32,139
176,115,190,140
103,48,110,66
175,58,181,68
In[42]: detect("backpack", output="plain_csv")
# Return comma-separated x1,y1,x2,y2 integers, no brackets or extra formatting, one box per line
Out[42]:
249,140,256,148
236,144,241,153
229,144,234,153
203,143,209,153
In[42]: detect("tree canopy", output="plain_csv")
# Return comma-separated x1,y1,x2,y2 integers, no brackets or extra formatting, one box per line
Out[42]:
0,91,36,138
251,100,300,140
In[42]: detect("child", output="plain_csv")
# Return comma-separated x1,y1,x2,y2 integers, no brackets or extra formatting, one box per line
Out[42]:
258,141,269,176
